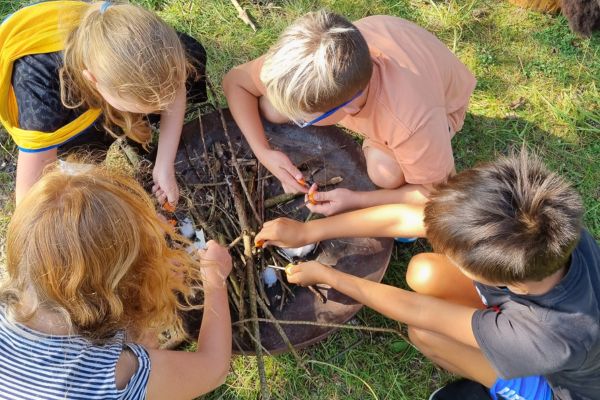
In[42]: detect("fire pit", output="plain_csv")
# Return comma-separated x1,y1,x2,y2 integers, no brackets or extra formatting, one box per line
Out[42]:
172,109,394,354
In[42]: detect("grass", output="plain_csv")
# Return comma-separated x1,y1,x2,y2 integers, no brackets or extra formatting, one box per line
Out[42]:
0,1,599,399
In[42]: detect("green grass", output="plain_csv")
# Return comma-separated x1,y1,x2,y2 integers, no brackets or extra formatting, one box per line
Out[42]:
0,1,599,399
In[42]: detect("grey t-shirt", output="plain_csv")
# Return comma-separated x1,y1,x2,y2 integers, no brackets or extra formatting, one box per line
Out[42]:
472,229,600,400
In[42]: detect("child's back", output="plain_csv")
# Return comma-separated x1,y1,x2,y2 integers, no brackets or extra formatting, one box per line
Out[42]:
472,229,600,399
0,164,232,400
0,314,149,399
250,15,476,184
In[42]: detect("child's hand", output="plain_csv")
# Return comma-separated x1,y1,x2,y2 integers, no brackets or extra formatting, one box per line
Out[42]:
152,165,180,207
286,261,332,287
258,149,308,194
199,240,232,289
306,188,358,216
255,217,309,248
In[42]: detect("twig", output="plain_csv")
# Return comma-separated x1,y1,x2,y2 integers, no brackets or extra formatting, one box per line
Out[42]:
258,164,266,223
255,262,271,307
255,295,310,375
229,177,269,399
264,192,303,208
228,235,243,249
307,285,327,304
230,0,257,31
217,108,263,225
234,318,415,350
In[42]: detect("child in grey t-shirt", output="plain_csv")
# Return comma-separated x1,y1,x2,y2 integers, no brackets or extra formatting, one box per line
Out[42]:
255,151,599,400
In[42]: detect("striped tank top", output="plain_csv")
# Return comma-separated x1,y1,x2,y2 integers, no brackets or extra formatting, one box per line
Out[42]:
0,307,151,399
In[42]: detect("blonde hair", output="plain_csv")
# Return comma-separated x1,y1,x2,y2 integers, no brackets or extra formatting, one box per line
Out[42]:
60,1,190,145
260,10,372,122
1,164,202,344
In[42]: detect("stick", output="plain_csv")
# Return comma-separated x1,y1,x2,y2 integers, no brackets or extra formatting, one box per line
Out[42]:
230,0,257,31
234,318,415,349
229,177,269,399
264,192,303,208
255,295,310,375
307,285,327,304
228,235,243,249
217,108,262,225
257,164,265,223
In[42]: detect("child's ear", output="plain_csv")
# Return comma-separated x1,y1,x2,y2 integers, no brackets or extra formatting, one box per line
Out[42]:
82,69,98,87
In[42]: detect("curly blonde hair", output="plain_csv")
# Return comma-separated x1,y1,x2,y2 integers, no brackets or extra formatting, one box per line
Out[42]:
60,1,190,145
1,164,202,344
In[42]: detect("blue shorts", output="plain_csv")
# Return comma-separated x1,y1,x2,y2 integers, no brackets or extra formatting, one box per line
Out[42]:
490,376,552,400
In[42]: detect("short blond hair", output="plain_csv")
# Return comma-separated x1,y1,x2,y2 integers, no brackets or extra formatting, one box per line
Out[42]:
260,10,372,122
60,1,190,145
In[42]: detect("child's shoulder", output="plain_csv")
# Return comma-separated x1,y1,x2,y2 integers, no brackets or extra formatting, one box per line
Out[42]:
352,15,433,40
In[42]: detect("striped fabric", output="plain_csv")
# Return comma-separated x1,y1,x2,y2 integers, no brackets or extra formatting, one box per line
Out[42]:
0,307,151,399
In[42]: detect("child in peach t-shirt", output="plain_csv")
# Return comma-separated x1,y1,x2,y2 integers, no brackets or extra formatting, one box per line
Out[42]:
223,11,476,216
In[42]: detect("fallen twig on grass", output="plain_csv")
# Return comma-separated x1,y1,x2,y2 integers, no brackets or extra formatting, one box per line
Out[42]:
230,0,257,31
233,318,415,350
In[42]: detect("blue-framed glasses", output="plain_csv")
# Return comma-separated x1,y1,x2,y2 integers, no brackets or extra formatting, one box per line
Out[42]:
296,90,363,128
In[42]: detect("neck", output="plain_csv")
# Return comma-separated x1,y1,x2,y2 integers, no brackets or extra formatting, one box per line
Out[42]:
511,264,569,296
345,84,369,115
18,298,71,336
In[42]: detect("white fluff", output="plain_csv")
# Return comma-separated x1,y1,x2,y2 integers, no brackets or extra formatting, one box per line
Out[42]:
194,229,207,250
178,217,195,239
262,268,278,288
187,229,207,252
58,160,93,175
279,243,316,260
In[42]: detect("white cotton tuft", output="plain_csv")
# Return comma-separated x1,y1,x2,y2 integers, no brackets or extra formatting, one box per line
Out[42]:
262,268,278,288
280,243,316,260
58,160,93,175
178,217,196,239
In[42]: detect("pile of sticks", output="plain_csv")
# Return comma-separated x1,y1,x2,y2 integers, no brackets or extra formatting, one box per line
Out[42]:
152,106,413,398
176,109,323,398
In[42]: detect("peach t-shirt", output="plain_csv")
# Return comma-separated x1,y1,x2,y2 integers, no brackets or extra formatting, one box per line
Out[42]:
250,16,476,185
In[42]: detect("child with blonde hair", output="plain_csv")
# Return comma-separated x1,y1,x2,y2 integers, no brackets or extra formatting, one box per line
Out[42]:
224,11,476,216
0,164,232,399
0,1,207,205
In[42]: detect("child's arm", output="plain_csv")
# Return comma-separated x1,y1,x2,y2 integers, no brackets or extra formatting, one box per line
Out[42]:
153,83,187,207
255,204,426,248
16,149,58,204
222,59,306,194
306,184,432,216
287,261,478,348
145,241,232,400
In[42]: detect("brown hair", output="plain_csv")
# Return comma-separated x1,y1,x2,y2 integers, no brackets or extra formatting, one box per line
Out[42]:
424,151,583,283
60,1,190,145
1,163,203,344
260,10,372,122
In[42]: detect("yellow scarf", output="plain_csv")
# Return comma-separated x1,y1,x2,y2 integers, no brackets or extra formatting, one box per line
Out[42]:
0,1,101,152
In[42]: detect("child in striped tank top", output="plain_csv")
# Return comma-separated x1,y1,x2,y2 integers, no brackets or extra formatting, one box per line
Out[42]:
0,163,232,399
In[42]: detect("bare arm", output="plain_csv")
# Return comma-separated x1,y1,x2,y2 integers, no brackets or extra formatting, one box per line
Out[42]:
153,84,187,206
354,183,432,208
255,203,426,248
222,58,271,156
16,148,57,204
306,184,434,216
223,59,306,193
288,262,478,348
146,242,232,400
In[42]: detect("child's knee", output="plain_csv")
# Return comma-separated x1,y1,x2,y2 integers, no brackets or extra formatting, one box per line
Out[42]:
406,253,438,294
364,147,405,189
259,96,289,124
